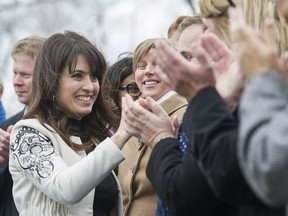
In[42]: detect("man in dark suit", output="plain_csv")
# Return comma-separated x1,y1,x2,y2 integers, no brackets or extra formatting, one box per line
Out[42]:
0,36,46,216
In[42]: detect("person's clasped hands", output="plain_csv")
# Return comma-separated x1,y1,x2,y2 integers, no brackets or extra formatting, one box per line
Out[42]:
121,94,179,148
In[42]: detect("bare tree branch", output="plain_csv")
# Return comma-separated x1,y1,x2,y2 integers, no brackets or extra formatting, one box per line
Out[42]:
185,0,197,14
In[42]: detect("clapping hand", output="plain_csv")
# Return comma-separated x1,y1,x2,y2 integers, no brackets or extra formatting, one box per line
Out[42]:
0,125,13,167
229,7,280,79
149,40,215,102
200,33,245,111
122,94,177,148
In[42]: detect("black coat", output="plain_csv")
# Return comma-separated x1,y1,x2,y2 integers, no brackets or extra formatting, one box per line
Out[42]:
146,137,239,216
146,86,284,216
182,87,284,216
0,110,24,216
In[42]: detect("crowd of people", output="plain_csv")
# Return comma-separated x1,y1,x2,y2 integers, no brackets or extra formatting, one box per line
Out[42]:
1,0,288,215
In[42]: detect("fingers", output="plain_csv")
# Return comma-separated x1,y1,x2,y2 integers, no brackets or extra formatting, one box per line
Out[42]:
149,42,173,87
0,129,10,166
229,7,281,78
192,43,216,83
263,19,277,48
229,7,248,44
201,33,232,62
137,98,149,111
0,125,13,141
282,51,288,63
145,97,170,120
121,95,174,147
122,95,151,129
7,125,13,134
150,40,185,85
122,94,137,122
229,7,258,56
192,42,212,68
153,65,172,89
0,144,9,157
121,95,142,136
150,40,173,72
171,115,180,137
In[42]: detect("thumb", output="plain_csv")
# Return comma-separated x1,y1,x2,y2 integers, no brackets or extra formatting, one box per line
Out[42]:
171,115,180,138
229,7,247,43
7,125,13,134
192,42,212,68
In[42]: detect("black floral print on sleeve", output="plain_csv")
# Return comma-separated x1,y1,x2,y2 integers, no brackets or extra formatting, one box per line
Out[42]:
10,126,55,184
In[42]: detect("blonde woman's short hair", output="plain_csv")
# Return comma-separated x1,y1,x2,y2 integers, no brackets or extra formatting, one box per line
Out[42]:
133,38,177,73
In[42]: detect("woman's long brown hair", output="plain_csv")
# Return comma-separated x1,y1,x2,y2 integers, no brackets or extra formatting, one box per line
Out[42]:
25,30,118,152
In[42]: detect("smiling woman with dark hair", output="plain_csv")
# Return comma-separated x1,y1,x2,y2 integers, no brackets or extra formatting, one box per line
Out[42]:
9,30,131,216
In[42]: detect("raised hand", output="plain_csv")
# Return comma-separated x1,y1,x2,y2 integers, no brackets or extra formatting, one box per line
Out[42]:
200,33,245,111
229,7,280,79
149,40,215,102
0,125,13,167
122,94,174,148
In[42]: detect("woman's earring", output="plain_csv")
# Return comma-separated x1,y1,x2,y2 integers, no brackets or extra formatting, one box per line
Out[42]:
53,95,55,102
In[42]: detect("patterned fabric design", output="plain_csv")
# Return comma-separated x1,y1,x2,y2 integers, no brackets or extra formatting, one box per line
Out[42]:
10,126,55,184
178,126,189,154
156,199,172,216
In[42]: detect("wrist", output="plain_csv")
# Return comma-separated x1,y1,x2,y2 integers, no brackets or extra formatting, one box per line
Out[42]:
222,94,239,112
150,132,174,148
111,132,130,150
216,85,242,112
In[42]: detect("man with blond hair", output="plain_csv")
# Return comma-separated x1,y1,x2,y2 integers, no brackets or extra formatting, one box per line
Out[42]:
0,35,46,216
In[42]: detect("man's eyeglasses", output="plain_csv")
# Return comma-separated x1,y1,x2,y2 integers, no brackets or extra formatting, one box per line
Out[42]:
118,82,141,97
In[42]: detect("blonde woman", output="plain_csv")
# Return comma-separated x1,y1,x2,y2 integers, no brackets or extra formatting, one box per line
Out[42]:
120,0,287,215
118,38,187,216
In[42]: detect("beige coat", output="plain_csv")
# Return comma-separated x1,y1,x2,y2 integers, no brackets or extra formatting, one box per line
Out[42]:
118,94,187,216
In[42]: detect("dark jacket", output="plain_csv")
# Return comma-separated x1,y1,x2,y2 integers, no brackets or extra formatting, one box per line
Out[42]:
182,86,284,216
146,141,238,215
0,110,24,216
